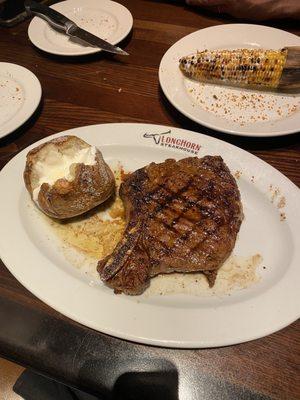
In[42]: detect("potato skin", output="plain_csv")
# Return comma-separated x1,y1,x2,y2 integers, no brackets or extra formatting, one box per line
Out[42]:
24,136,115,219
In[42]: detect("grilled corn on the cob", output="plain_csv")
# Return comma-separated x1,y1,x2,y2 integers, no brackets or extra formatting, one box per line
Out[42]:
179,48,288,90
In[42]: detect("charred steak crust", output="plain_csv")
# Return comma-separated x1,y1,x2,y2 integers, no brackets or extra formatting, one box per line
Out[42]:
97,156,243,295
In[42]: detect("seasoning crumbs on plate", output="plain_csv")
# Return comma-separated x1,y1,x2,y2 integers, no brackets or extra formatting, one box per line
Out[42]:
185,80,300,126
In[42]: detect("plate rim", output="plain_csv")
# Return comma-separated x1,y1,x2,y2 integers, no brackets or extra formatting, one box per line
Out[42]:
159,23,300,138
27,0,133,56
0,122,299,348
0,62,42,140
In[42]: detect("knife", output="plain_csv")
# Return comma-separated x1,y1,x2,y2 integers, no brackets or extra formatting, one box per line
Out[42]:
24,0,129,56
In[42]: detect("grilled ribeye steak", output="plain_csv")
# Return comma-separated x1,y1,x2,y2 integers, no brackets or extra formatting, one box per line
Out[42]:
98,156,243,295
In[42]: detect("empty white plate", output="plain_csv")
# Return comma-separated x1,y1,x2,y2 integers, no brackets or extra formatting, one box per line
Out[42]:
159,24,300,137
28,0,133,56
0,63,41,140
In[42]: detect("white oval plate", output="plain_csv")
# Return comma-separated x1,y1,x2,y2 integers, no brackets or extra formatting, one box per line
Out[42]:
159,24,300,137
0,63,41,140
28,0,133,56
0,123,299,348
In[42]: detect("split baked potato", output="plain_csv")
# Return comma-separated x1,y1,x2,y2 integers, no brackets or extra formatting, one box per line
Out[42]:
24,135,115,219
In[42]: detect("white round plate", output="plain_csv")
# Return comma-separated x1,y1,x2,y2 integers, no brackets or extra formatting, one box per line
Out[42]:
0,123,299,348
0,63,41,140
159,24,300,137
28,0,133,56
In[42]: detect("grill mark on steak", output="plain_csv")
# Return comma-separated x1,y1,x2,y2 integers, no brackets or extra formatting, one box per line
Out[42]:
156,217,182,235
145,219,208,265
98,156,243,295
147,179,230,257
147,179,213,231
137,179,203,252
146,179,195,215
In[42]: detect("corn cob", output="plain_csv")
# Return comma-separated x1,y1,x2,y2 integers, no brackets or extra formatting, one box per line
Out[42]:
179,48,288,90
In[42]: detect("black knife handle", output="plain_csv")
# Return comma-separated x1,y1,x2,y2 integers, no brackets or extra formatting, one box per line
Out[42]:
24,0,72,31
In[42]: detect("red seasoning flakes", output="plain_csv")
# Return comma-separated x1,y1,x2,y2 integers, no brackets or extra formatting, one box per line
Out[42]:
119,165,131,182
185,80,300,126
280,212,286,221
270,186,281,203
234,170,242,179
277,196,286,209
268,185,287,221
0,76,24,122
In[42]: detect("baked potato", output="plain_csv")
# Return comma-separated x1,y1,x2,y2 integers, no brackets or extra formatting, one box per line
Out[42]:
24,135,115,219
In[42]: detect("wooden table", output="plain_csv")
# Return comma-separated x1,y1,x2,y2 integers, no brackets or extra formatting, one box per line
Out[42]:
0,1,299,399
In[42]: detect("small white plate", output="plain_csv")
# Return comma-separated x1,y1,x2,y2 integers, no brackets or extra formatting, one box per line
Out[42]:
159,24,300,137
0,123,299,348
0,63,41,140
28,0,133,56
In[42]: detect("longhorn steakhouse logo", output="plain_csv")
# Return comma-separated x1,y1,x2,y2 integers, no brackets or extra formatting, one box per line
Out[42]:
143,130,201,155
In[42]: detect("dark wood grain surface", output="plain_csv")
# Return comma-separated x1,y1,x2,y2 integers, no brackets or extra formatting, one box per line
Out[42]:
0,1,299,399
